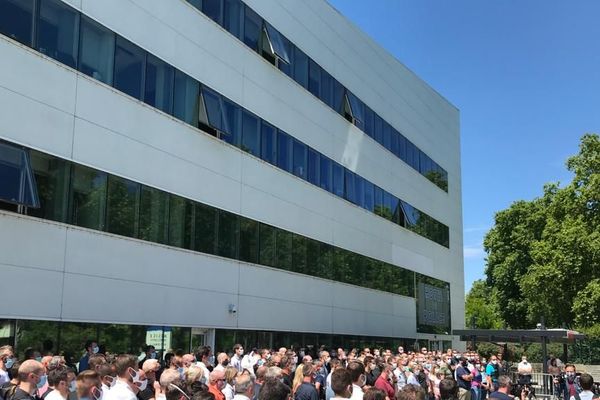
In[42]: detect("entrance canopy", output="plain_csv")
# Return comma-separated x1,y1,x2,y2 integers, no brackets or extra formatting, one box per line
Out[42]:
452,328,585,344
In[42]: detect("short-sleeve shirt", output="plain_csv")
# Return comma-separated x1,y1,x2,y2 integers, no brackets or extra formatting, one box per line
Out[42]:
295,383,319,400
456,365,471,390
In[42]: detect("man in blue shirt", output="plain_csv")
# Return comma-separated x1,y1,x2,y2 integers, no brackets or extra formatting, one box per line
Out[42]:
78,340,99,373
456,357,473,400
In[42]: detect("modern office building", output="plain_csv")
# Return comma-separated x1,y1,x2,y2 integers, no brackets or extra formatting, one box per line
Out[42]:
0,0,463,356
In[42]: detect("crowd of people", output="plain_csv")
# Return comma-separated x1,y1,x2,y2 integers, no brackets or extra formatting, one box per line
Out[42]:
0,343,597,400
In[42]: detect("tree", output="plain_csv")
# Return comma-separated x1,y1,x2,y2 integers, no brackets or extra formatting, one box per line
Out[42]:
465,280,503,329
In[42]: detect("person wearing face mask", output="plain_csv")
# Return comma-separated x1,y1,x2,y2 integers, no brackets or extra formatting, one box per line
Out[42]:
207,370,226,400
76,370,103,400
363,357,376,387
44,367,73,400
373,365,394,400
346,361,365,400
231,346,244,374
560,365,582,400
0,346,15,386
455,357,472,400
214,355,229,373
485,356,499,392
392,359,407,391
517,357,532,386
104,355,147,400
293,363,318,400
325,360,341,400
98,363,117,396
13,360,46,400
138,360,161,400
330,369,353,400
79,342,100,374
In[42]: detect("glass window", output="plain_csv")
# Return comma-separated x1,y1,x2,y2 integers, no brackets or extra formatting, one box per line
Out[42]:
332,80,345,114
383,122,392,150
217,210,238,259
259,223,276,267
363,180,374,212
291,234,307,274
29,150,70,222
293,47,308,89
241,110,260,157
332,162,344,198
222,98,241,146
260,121,277,165
243,5,261,51
202,0,223,25
308,59,321,98
239,217,258,264
412,143,421,171
391,128,400,157
277,130,291,173
79,16,115,85
275,229,292,271
113,36,145,99
138,186,169,244
383,191,394,221
0,0,34,46
405,140,414,167
305,238,320,277
202,87,224,132
319,155,331,192
0,141,40,209
398,133,407,161
364,107,374,138
168,194,193,250
106,175,139,238
144,54,174,114
346,91,364,128
373,185,383,217
394,197,405,227
318,243,334,280
264,22,290,64
420,152,431,175
173,70,199,126
389,194,400,225
69,164,107,230
37,0,80,68
292,139,307,180
277,37,293,77
193,203,217,254
344,168,355,204
355,175,364,209
223,0,242,39
307,149,319,186
320,69,334,108
187,0,202,10
374,114,383,144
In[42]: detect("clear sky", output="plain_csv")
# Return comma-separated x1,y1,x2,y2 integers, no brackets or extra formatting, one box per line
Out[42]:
327,0,600,293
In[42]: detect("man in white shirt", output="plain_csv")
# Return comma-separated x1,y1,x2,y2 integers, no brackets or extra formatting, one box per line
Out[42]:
347,361,365,400
104,355,146,400
330,369,353,400
231,345,244,373
45,367,72,400
232,374,254,400
517,357,533,385
570,374,596,400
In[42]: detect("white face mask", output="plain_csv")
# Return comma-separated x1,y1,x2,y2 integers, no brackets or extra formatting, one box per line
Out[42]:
129,368,147,391
69,381,77,393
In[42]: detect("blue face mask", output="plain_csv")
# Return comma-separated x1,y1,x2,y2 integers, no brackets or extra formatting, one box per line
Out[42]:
35,357,43,363
150,352,157,360
37,374,48,389
4,358,14,369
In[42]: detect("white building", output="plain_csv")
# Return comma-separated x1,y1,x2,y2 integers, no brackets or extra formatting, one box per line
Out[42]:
0,0,463,355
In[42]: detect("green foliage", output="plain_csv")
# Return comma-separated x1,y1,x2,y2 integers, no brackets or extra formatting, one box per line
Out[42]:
465,280,503,329
482,134,600,329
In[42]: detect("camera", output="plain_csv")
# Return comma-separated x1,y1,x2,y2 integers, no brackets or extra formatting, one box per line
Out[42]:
228,304,237,313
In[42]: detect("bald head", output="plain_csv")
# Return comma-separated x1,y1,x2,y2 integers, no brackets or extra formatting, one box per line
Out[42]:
210,370,225,383
182,354,195,367
18,360,44,380
159,369,181,389
142,359,160,373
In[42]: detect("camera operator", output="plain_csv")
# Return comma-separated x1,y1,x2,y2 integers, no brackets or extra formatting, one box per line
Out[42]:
570,374,597,400
490,376,526,400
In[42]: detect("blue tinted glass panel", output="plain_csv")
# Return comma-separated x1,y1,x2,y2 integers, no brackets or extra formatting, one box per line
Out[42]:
364,180,374,212
243,6,261,51
383,122,392,150
319,155,331,192
394,197,405,226
332,80,345,114
347,91,364,127
173,70,199,126
320,69,334,107
277,130,291,172
187,0,202,10
293,47,308,89
355,176,364,209
265,22,290,64
106,176,139,238
260,121,277,165
292,139,307,180
37,0,79,68
332,162,344,198
412,143,420,171
144,54,174,114
307,149,319,186
0,0,34,46
405,140,414,167
203,0,223,25
114,36,145,99
308,59,321,98
223,0,242,39
241,110,259,156
278,41,294,77
391,128,400,157
374,114,383,144
79,16,114,85
203,87,224,131
344,169,355,204
420,152,431,175
0,142,39,208
383,191,394,221
364,107,374,138
389,194,400,224
398,134,407,161
222,99,241,146
374,186,383,217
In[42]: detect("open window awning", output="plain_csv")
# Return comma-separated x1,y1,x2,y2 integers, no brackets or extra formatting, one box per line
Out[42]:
452,328,585,344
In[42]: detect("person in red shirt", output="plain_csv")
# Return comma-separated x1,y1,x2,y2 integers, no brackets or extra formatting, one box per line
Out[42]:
374,365,395,400
208,370,226,400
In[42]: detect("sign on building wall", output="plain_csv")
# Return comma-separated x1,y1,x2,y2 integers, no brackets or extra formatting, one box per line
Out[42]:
146,327,171,350
416,277,451,334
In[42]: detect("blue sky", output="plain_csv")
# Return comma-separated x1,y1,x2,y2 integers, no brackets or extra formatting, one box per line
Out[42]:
327,0,600,293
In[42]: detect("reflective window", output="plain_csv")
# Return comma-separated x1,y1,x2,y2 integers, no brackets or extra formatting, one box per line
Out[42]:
405,140,414,167
344,168,355,204
114,36,146,99
308,59,321,98
293,47,308,89
223,0,242,39
332,80,345,114
203,87,225,132
193,203,217,254
346,91,364,128
173,70,199,126
412,143,420,171
291,234,307,274
277,130,291,173
319,155,331,192
241,110,260,156
202,0,223,25
79,16,115,85
320,69,334,108
307,148,319,186
144,54,174,114
29,150,70,222
69,164,107,230
260,121,277,165
138,186,168,244
168,195,193,250
264,22,290,64
106,176,139,238
374,114,383,144
222,98,241,146
292,139,307,180
278,38,293,77
217,210,238,259
398,134,407,161
37,0,79,68
420,151,431,175
259,223,276,267
0,142,40,209
363,180,374,212
332,162,344,198
239,217,258,264
373,185,383,217
243,5,261,51
391,128,400,157
275,229,292,271
382,191,393,221
355,176,364,209
0,0,34,46
364,106,374,138
383,122,392,150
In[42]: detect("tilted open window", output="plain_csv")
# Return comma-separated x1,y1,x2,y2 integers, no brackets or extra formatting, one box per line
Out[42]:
0,141,40,208
199,86,232,140
262,22,290,67
343,90,365,128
